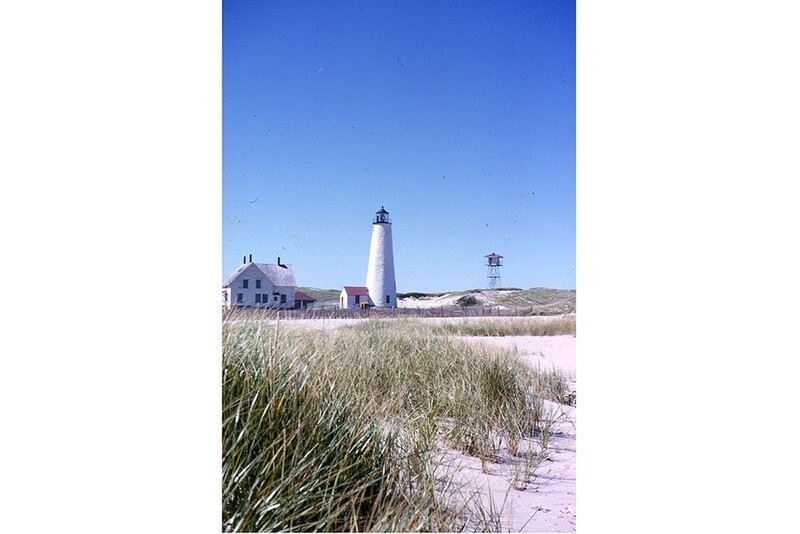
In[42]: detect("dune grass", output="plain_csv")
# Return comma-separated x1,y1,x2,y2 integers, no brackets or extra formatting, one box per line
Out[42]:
222,318,572,532
431,315,576,337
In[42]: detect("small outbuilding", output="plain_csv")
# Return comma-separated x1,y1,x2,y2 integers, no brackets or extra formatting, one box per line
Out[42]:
293,291,316,309
340,286,371,309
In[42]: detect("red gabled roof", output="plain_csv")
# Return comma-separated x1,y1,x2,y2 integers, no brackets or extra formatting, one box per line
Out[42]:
343,286,370,296
294,291,316,302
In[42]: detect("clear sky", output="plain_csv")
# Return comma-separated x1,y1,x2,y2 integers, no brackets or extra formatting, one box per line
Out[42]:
223,0,575,292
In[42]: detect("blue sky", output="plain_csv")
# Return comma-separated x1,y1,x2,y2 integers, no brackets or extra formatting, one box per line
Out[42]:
223,0,575,292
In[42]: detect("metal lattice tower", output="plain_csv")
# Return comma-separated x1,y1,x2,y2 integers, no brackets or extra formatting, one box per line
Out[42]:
485,252,503,288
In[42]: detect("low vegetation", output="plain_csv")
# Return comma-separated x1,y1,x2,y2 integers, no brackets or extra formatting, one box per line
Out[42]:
295,287,341,302
455,294,480,307
433,315,576,337
222,319,572,532
396,291,447,299
491,288,576,313
396,287,575,314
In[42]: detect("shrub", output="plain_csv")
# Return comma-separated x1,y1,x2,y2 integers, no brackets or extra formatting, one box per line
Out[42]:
455,295,479,307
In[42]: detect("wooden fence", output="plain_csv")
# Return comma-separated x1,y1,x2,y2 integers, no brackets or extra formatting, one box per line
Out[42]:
222,306,549,322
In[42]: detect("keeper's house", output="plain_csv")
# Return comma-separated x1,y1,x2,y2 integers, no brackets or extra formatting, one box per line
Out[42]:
222,256,296,309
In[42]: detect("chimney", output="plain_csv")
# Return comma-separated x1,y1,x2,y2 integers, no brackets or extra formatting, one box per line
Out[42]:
243,255,246,264
249,254,252,263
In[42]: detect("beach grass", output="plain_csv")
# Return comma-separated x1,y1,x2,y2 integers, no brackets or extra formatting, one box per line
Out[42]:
222,318,571,532
431,315,576,337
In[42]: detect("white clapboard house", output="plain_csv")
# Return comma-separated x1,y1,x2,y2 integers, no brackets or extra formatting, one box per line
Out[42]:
222,256,297,309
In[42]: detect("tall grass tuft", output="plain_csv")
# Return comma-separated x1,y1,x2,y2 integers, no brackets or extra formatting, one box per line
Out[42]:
223,324,416,532
222,319,572,531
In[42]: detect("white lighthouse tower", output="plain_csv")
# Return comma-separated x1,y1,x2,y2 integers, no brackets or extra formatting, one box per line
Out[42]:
365,206,397,308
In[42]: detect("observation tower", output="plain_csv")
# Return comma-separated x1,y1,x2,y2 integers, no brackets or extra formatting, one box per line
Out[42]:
485,252,503,289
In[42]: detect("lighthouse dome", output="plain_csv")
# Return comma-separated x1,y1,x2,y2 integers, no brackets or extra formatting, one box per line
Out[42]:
374,206,391,224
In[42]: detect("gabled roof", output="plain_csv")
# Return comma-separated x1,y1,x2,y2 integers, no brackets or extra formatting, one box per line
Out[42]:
485,252,503,258
222,263,249,287
257,263,296,287
294,291,316,302
222,262,296,288
342,286,370,296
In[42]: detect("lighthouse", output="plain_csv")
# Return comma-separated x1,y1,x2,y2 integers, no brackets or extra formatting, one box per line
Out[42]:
365,206,397,308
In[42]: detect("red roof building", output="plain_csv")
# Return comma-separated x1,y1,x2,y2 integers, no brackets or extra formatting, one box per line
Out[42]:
340,286,371,309
293,291,316,309
342,286,370,296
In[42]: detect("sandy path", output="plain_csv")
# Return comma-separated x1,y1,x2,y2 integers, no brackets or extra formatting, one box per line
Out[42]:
456,335,576,375
263,315,569,331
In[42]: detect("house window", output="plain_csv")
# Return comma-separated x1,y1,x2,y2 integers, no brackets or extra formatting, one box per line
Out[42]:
242,279,249,289
223,293,228,302
255,294,261,303
262,294,268,303
274,296,278,301
255,280,261,289
236,293,243,303
280,294,287,304
386,295,390,304
355,295,360,304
